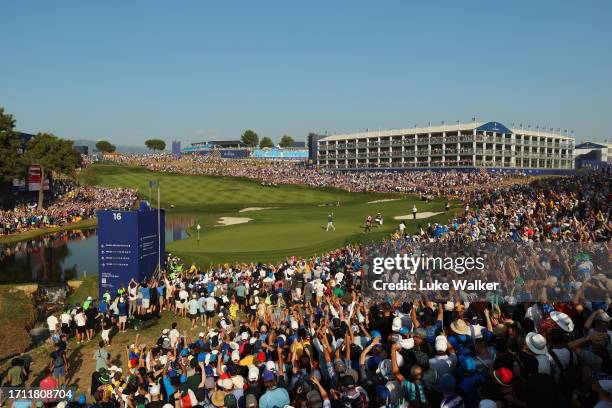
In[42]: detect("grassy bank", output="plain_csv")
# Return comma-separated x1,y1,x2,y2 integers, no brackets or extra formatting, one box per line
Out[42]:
0,218,98,245
0,284,37,358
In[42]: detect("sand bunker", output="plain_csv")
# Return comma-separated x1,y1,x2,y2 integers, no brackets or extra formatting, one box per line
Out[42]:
216,217,253,226
394,212,442,220
239,207,277,213
367,198,401,204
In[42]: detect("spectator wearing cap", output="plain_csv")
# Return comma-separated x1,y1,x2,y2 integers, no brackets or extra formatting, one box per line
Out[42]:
147,384,165,408
429,335,457,381
457,356,486,407
480,367,515,407
391,342,427,407
524,332,551,375
259,369,289,408
245,365,264,400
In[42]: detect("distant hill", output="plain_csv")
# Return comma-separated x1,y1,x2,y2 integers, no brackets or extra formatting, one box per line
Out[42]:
71,139,167,155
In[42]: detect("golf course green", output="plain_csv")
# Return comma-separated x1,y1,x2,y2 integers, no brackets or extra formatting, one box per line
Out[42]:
80,164,457,265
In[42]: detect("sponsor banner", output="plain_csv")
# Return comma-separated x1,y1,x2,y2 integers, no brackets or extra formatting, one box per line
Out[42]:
27,164,50,191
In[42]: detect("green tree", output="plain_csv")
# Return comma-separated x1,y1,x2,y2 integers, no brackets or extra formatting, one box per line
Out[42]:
24,134,79,210
279,135,295,148
145,139,166,151
259,137,274,148
241,130,259,148
95,140,116,153
0,107,25,182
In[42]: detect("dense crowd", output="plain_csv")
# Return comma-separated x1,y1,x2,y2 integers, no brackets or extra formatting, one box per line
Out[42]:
0,183,138,236
26,239,611,408
2,156,610,407
106,154,524,198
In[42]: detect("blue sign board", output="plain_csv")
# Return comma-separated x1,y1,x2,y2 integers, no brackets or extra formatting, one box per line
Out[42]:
97,208,165,298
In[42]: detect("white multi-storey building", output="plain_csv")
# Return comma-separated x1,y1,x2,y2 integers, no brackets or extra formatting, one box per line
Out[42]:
316,121,574,172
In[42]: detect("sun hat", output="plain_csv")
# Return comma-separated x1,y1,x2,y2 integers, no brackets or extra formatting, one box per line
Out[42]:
435,335,448,352
493,367,513,386
211,390,227,407
550,311,574,333
450,319,471,336
400,338,414,350
231,375,245,389
526,332,548,355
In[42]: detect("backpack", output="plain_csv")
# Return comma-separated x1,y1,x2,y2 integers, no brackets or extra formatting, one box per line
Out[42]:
550,348,581,395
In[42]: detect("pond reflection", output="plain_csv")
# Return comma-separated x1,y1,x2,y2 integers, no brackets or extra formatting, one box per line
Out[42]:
0,215,195,284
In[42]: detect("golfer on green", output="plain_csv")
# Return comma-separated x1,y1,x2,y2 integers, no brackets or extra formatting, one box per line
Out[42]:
326,212,336,232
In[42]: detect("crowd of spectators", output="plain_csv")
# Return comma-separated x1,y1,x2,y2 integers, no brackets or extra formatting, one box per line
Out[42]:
106,154,524,198
4,165,608,408
0,184,138,236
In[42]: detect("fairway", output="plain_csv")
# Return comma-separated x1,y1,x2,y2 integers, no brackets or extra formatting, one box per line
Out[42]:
81,165,457,265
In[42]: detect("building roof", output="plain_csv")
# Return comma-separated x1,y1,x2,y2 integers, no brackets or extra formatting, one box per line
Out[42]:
575,141,612,149
320,121,575,142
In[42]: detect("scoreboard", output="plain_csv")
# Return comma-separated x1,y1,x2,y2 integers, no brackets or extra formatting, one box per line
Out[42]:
97,206,165,298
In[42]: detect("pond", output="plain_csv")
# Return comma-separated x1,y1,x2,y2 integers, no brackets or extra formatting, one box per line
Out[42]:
0,215,196,284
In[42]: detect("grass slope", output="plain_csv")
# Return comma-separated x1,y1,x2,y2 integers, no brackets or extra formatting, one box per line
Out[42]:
80,164,457,265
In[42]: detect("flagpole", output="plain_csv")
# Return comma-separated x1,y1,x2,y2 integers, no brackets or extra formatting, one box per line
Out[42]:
157,179,161,274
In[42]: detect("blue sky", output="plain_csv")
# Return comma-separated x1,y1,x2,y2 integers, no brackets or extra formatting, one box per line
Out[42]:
2,1,611,145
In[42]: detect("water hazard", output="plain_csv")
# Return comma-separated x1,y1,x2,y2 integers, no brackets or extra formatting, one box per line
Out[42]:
0,215,196,284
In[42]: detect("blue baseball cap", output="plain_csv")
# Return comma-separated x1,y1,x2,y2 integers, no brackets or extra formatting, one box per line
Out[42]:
399,327,409,335
262,370,276,382
370,330,382,339
461,356,476,373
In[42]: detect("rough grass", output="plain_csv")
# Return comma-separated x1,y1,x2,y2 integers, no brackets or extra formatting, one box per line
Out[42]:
19,313,217,397
0,285,37,358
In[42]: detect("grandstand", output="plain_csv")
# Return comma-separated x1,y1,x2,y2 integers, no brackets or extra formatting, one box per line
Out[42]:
316,121,575,173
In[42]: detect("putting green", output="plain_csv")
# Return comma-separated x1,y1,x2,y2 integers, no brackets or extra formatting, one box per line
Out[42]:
81,164,457,265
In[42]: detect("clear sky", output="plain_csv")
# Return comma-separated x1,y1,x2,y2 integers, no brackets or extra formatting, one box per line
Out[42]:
2,0,611,145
